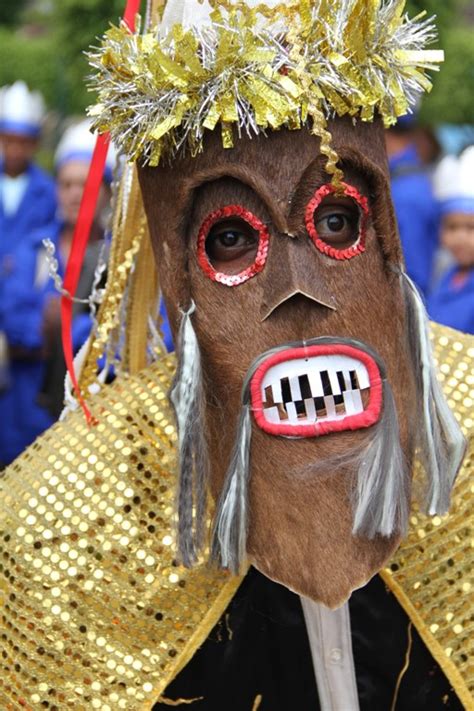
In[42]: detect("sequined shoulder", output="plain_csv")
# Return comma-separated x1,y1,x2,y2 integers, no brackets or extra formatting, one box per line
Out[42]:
382,323,474,709
0,355,241,709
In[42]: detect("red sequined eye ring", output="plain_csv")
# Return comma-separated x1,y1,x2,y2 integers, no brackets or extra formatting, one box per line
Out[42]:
305,182,370,260
197,205,270,286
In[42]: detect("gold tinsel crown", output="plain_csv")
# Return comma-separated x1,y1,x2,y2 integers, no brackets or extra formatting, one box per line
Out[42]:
88,0,443,173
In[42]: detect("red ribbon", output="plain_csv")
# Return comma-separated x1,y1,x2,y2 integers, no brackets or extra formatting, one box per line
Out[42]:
123,0,142,29
60,0,141,423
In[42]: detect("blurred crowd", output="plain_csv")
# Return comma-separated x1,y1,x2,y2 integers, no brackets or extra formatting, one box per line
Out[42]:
0,82,116,466
0,81,473,467
385,116,474,330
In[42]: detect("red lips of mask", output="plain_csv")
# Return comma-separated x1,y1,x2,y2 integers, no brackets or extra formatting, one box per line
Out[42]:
250,341,383,438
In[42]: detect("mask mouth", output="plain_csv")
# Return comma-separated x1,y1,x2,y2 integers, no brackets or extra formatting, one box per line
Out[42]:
249,341,383,438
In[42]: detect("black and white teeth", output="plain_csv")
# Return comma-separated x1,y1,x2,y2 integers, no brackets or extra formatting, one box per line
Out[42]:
260,355,370,426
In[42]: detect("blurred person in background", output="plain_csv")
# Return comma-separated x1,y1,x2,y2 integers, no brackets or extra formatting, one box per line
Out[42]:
0,82,57,396
0,120,114,466
413,124,442,176
428,146,474,334
0,81,56,266
385,112,439,297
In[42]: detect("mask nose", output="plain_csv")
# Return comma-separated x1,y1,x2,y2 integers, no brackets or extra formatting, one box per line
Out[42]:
260,234,337,321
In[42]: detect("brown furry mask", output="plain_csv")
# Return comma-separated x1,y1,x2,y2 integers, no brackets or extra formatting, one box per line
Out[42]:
138,117,464,608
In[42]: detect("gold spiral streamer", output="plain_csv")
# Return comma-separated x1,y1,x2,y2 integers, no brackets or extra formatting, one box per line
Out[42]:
79,229,143,391
87,231,143,382
308,107,344,190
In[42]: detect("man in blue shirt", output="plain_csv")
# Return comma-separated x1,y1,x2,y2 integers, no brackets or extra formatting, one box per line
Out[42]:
386,118,439,297
0,82,57,423
0,82,56,270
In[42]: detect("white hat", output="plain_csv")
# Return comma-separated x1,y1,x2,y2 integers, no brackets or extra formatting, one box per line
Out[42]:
55,119,117,183
433,146,474,216
0,81,45,137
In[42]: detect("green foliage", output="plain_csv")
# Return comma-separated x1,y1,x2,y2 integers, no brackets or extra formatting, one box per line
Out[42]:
0,0,28,28
51,0,125,114
0,28,57,107
420,26,474,124
406,0,474,124
406,0,463,29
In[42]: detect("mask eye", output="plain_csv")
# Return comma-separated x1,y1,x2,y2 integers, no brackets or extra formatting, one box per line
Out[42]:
197,205,270,286
206,218,258,264
305,183,369,260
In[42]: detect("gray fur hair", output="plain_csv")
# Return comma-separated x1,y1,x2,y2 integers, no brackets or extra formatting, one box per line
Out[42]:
351,379,408,537
210,403,252,572
169,302,209,566
401,272,466,514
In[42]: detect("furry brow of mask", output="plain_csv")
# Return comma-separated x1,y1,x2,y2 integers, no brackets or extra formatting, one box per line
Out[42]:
186,162,370,235
139,126,403,274
186,177,273,257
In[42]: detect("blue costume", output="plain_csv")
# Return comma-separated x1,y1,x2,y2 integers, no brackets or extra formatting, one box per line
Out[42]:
160,299,174,352
428,267,474,335
0,221,93,464
389,144,439,297
0,222,61,463
0,160,56,266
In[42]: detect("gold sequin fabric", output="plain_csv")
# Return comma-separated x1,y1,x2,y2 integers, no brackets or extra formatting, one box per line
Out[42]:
382,323,474,708
0,325,472,709
0,354,241,710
